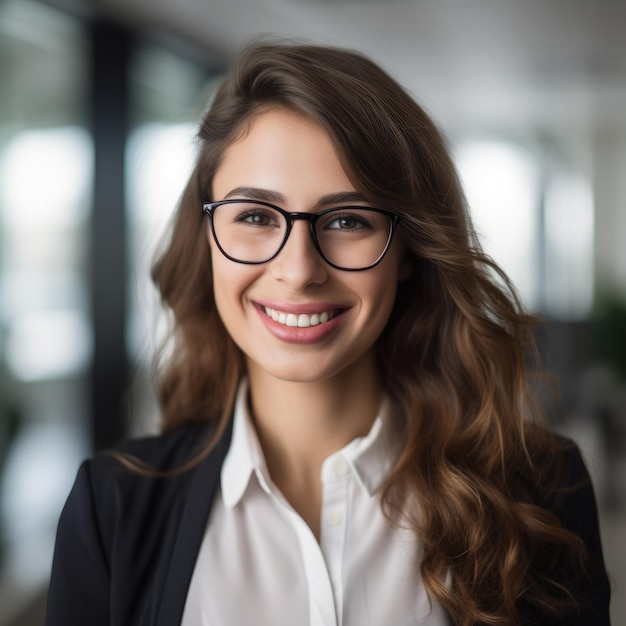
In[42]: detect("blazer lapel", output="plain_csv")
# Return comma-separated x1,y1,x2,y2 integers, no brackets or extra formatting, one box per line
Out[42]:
155,419,234,626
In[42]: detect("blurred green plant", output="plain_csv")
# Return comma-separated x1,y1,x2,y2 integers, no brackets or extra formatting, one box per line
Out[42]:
592,289,626,380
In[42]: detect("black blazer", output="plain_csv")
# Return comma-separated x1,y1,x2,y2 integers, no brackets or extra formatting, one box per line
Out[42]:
45,420,611,626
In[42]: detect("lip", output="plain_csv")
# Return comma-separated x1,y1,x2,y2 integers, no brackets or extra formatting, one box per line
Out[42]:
253,301,350,344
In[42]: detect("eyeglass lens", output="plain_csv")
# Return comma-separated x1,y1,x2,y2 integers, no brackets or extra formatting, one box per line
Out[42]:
211,202,393,270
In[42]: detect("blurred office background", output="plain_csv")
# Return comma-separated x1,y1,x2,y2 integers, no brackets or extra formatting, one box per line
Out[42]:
0,0,625,623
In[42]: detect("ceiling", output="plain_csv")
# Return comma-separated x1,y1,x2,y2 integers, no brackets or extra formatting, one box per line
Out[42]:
65,0,626,134
14,0,623,168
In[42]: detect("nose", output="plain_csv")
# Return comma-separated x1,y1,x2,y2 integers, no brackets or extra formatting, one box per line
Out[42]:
269,220,328,291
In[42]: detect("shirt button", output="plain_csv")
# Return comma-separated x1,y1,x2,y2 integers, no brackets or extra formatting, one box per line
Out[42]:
327,511,343,526
333,456,350,477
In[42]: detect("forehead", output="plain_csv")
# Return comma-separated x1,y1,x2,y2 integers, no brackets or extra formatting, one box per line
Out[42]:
212,108,357,204
221,108,334,160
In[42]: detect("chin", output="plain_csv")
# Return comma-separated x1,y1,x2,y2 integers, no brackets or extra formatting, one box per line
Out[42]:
248,350,370,386
261,365,336,384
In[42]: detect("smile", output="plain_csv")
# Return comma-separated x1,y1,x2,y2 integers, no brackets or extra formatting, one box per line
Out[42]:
262,306,341,328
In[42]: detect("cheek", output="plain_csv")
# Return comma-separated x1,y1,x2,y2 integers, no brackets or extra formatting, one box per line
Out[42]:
209,243,236,312
361,256,402,300
374,281,399,324
211,259,238,310
210,251,259,318
350,271,399,332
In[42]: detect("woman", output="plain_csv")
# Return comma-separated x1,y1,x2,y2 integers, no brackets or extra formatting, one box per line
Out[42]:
46,40,611,625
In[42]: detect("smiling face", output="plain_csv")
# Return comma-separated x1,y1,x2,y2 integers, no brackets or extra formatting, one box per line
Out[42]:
208,108,409,386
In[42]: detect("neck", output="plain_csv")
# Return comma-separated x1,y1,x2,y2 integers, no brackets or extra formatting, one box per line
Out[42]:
246,355,382,482
245,353,383,541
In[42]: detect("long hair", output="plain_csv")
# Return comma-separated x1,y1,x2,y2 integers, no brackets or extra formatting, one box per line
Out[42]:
152,39,586,625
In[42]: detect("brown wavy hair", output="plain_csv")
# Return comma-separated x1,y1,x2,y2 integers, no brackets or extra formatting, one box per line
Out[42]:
151,39,587,625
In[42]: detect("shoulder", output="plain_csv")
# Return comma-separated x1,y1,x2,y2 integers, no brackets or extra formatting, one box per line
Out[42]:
48,421,232,625
521,433,600,543
524,433,611,624
526,435,595,521
103,421,216,469
68,420,230,556
547,438,609,575
83,420,228,498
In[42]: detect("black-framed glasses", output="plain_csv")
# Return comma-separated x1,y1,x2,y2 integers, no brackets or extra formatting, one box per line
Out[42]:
202,199,400,271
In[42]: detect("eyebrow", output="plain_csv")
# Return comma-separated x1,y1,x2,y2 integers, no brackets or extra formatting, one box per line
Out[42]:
222,186,369,208
223,187,286,204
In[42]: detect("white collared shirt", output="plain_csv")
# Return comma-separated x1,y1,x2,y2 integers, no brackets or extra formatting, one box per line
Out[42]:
182,383,449,626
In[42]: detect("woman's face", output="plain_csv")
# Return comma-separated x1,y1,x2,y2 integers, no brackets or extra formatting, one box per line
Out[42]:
208,108,410,385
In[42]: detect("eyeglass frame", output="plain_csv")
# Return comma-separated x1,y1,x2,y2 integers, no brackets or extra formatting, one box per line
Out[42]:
202,199,401,272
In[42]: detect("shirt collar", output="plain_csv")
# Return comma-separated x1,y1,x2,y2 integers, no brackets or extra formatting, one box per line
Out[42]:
321,398,400,497
221,380,400,507
221,380,272,508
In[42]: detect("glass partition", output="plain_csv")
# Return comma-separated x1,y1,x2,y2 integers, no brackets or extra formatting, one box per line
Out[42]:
0,0,91,620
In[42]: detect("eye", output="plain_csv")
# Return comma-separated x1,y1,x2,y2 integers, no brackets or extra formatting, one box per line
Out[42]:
238,211,272,225
231,205,281,227
323,212,373,231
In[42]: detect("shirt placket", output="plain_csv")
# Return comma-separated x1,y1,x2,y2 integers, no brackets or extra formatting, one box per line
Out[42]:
256,467,337,626
271,454,352,626
318,453,351,626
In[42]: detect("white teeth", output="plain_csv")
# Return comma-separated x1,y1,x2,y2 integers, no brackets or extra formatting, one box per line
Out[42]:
263,306,339,328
